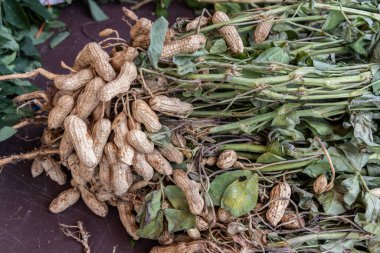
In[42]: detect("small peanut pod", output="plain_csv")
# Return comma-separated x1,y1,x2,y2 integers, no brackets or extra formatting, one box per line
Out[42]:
132,99,162,132
77,77,105,119
49,188,81,213
52,90,73,107
73,42,116,81
370,188,380,198
64,115,97,168
111,46,139,72
266,182,291,227
128,180,150,193
217,150,237,169
92,118,112,163
79,185,108,217
186,16,209,31
254,15,274,44
280,213,305,230
31,158,44,178
112,112,134,165
159,144,184,164
217,208,233,223
212,11,244,54
161,34,206,59
54,68,94,91
149,95,193,117
59,131,74,161
313,174,328,194
67,154,86,186
173,169,204,215
132,34,150,49
132,153,154,181
99,62,137,102
196,216,209,231
126,129,154,154
117,200,139,240
146,149,173,175
158,229,174,245
42,156,67,185
186,228,201,239
48,95,75,129
110,163,133,196
130,18,152,39
150,242,205,253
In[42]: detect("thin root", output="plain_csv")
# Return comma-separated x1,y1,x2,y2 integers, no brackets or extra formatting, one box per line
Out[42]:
60,221,91,253
0,68,57,81
0,149,59,167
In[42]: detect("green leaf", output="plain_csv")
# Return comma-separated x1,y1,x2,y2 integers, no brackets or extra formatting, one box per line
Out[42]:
221,173,259,218
303,118,334,136
208,170,253,206
354,193,380,235
338,142,368,171
20,37,40,59
21,0,52,21
0,51,17,65
256,152,285,163
317,190,347,215
322,10,345,30
146,125,171,147
3,0,30,29
0,126,17,142
254,47,290,64
50,31,70,49
350,36,368,56
87,0,108,22
138,190,162,225
147,16,168,68
164,185,188,210
47,20,66,29
303,160,330,178
138,211,164,240
164,209,196,233
0,26,19,51
214,3,241,14
292,186,316,210
210,39,228,54
342,175,361,206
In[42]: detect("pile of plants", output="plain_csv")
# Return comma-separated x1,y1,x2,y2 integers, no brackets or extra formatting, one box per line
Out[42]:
1,1,380,252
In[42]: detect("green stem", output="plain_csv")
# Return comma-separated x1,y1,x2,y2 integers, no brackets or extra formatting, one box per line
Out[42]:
256,157,318,172
220,143,268,153
291,40,345,55
314,3,380,22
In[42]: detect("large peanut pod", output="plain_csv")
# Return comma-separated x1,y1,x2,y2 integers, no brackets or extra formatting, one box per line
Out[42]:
111,46,138,72
132,99,162,132
77,77,105,119
132,153,154,181
48,95,74,129
31,158,44,178
186,16,209,31
161,34,206,59
173,169,204,215
64,115,97,168
117,201,139,240
73,42,116,81
266,182,291,226
126,129,154,154
92,118,112,163
99,62,137,102
59,131,74,161
112,112,134,165
159,144,184,164
110,163,133,196
49,188,80,213
145,149,173,175
54,68,94,91
42,156,67,185
52,90,73,107
79,185,108,217
149,95,193,117
212,11,244,54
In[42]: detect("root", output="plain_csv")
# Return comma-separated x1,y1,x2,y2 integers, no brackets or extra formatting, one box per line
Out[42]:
60,221,91,253
13,91,49,103
0,68,57,82
0,149,59,167
12,117,47,130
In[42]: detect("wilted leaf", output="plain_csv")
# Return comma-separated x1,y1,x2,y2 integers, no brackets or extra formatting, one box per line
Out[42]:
221,173,258,217
164,209,196,233
146,125,171,147
210,39,228,54
256,152,285,163
148,16,168,68
292,186,316,210
138,190,162,225
208,170,253,206
164,185,188,210
138,211,164,240
317,190,347,215
254,47,290,64
303,118,334,136
342,175,361,206
354,192,380,235
303,160,330,178
350,112,378,146
0,126,17,142
338,142,368,171
322,10,345,30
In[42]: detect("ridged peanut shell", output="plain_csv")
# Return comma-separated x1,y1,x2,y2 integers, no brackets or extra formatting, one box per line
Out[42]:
161,34,206,58
54,68,94,91
145,149,173,175
159,143,184,164
132,153,154,181
42,156,67,185
186,16,209,31
111,46,139,72
49,188,80,213
31,158,44,178
254,15,274,44
313,174,328,194
79,185,108,217
126,129,154,154
48,95,74,129
117,201,139,240
132,99,161,133
217,150,237,169
149,95,193,117
266,182,291,226
280,213,305,229
77,77,105,119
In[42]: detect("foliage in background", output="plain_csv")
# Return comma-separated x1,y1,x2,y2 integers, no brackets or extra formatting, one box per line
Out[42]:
0,0,70,141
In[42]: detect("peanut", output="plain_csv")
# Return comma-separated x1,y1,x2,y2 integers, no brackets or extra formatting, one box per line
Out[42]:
67,154,86,186
186,229,201,239
130,18,152,39
92,118,112,163
31,158,44,178
128,180,150,193
42,156,67,185
217,150,237,169
254,15,274,44
196,216,209,231
212,11,244,54
64,115,97,168
149,95,193,117
370,188,380,198
280,213,305,230
77,77,105,119
173,169,204,215
54,68,94,91
313,174,328,194
150,242,205,253
217,208,233,223
126,129,154,154
158,229,174,245
79,185,108,217
92,101,111,122
99,62,137,102
52,90,73,107
112,112,134,165
161,34,206,59
266,182,291,227
132,99,162,132
145,149,173,175
159,144,184,164
111,46,139,72
117,200,139,240
186,16,209,31
49,188,80,213
132,34,150,49
59,131,74,161
73,42,116,81
132,153,154,181
48,95,75,129
99,156,111,190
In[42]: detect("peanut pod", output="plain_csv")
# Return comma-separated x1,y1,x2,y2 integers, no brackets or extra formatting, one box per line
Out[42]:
161,34,206,59
132,99,162,133
77,77,105,119
48,95,74,129
266,182,291,227
149,95,193,117
145,149,173,175
54,68,94,91
126,129,154,154
132,153,154,181
79,185,108,217
49,188,80,213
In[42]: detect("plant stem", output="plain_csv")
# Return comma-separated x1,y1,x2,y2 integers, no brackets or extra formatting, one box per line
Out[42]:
220,143,268,153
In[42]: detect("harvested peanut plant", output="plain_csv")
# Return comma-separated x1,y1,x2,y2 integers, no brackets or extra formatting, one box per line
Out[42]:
2,1,380,252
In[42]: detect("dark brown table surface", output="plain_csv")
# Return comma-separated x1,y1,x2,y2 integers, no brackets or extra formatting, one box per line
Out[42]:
0,1,193,252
